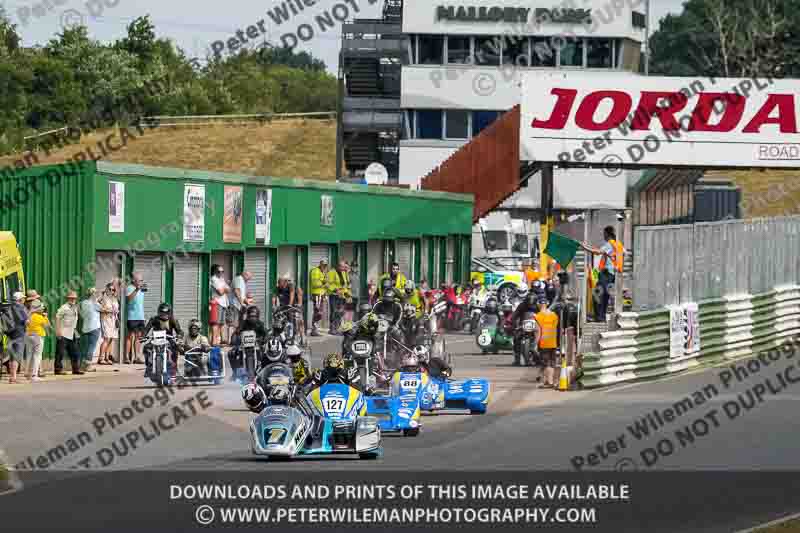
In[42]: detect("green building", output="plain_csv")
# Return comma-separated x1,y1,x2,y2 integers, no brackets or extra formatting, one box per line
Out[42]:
2,161,473,356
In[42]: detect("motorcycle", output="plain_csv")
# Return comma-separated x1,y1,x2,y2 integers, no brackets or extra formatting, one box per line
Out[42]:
446,287,469,332
236,329,261,383
475,312,514,354
468,290,491,334
515,311,543,367
249,382,382,460
341,314,381,394
181,344,224,385
273,305,304,347
145,330,178,387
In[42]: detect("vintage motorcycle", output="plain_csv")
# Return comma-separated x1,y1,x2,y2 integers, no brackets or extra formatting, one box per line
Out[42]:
475,311,514,354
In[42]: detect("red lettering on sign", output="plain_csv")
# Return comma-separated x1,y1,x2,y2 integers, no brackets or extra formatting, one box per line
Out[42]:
574,91,632,131
689,93,745,132
630,91,688,130
531,88,578,130
743,94,798,133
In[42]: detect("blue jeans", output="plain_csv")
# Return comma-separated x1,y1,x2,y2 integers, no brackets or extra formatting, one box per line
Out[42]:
81,329,101,365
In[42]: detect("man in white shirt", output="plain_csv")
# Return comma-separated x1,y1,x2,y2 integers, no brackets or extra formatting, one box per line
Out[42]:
210,264,230,346
55,291,83,375
230,271,253,326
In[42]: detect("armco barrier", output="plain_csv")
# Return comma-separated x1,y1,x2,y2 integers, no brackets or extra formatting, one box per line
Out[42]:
580,285,800,389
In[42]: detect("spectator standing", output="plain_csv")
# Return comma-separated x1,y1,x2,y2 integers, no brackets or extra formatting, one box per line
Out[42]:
273,278,292,309
5,292,29,384
55,291,83,375
79,288,102,373
209,264,230,346
534,297,559,388
125,273,146,364
367,279,378,306
309,259,329,336
230,271,252,325
98,282,119,365
327,260,351,335
25,289,40,311
25,300,49,382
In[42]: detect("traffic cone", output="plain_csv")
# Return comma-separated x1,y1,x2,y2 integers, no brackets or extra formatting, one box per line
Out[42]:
558,355,570,391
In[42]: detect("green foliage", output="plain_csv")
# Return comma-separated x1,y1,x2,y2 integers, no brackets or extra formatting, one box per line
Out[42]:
649,0,800,78
0,13,337,155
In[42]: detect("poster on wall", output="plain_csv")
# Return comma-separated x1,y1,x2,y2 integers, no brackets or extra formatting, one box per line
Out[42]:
669,303,701,359
183,184,205,242
683,302,701,355
255,189,272,244
108,181,124,233
321,195,334,227
223,186,243,243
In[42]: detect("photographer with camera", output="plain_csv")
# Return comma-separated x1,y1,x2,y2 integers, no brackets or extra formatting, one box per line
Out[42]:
125,272,148,364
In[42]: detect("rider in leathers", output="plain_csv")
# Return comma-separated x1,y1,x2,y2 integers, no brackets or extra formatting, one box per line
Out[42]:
183,319,211,376
143,303,183,379
302,353,359,392
372,288,402,326
229,305,268,378
510,292,540,366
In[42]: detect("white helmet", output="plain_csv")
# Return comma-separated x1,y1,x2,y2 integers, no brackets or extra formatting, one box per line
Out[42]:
268,385,290,405
266,337,284,363
516,283,529,298
403,303,416,317
401,352,419,368
242,383,266,412
413,345,428,359
285,344,302,358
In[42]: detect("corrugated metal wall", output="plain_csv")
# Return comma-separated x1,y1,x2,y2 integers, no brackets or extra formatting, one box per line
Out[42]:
2,163,95,308
633,216,800,310
420,106,520,222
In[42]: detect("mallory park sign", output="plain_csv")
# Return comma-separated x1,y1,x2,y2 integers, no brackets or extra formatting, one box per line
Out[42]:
435,6,591,24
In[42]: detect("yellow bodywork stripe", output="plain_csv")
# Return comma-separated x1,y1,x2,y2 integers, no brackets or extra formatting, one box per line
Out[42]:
345,387,360,415
310,388,322,412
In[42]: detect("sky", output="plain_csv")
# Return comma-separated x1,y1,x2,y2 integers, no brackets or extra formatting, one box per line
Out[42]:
2,0,686,73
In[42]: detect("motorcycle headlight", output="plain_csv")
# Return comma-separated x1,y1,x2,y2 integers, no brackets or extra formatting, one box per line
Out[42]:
523,320,536,332
351,340,372,356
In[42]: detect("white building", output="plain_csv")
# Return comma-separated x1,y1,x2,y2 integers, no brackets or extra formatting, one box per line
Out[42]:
398,0,646,186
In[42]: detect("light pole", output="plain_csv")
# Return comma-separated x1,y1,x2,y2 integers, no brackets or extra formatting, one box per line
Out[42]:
644,0,651,75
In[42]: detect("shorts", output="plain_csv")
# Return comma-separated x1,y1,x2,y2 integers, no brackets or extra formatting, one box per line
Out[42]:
127,320,145,334
209,301,226,326
539,348,558,367
6,335,25,361
226,307,239,328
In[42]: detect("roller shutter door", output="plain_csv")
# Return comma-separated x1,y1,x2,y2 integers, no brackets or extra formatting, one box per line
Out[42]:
340,243,355,264
420,239,429,282
277,246,297,283
432,238,440,286
244,249,268,315
95,251,122,291
446,237,455,284
309,244,330,270
172,254,200,331
133,253,164,320
396,239,412,280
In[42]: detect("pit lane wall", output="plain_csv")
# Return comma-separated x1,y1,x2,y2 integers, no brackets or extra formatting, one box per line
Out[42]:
580,286,800,389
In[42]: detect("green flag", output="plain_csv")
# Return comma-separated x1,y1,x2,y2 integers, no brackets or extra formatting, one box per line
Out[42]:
544,231,580,268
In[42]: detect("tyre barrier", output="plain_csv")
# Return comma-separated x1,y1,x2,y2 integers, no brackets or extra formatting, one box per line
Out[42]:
579,285,800,389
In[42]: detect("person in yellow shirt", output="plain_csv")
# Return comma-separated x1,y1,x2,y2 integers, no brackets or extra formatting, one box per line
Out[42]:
378,262,408,301
326,260,351,335
534,297,559,388
25,300,50,382
309,259,329,336
403,280,427,319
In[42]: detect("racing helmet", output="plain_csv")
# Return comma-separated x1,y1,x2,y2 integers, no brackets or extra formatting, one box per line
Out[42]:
485,298,498,313
516,284,529,299
266,337,284,363
242,383,266,411
157,302,171,321
268,385,290,405
246,305,260,321
403,303,416,318
404,280,415,295
532,280,546,294
285,343,302,360
526,291,539,306
401,352,419,368
413,345,428,359
500,301,513,314
324,353,344,370
380,277,393,291
188,319,201,336
383,288,396,303
358,302,372,316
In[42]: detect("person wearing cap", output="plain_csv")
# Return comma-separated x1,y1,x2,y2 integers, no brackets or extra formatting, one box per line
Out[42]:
25,299,50,382
534,296,559,388
98,282,120,365
5,292,30,384
309,259,329,336
25,289,40,311
55,291,83,375
79,288,102,373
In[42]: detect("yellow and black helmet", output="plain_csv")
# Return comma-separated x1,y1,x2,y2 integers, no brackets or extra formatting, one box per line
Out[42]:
323,353,344,370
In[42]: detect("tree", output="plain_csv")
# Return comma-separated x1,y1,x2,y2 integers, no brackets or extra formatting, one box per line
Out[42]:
0,7,20,56
649,0,800,78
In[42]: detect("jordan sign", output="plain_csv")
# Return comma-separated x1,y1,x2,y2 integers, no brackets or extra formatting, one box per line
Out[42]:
520,72,800,168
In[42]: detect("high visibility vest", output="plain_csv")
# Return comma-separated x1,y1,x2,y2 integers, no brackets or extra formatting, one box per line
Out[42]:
327,269,350,296
377,273,407,297
599,239,624,273
535,310,559,349
309,267,326,296
407,289,424,318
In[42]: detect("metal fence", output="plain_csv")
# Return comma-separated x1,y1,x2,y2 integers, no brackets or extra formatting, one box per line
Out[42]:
633,216,800,310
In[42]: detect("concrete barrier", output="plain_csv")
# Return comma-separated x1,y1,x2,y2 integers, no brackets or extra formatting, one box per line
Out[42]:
580,285,800,389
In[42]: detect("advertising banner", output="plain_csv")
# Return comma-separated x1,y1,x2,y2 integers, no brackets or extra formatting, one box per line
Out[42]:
321,195,334,227
223,186,243,243
668,302,701,359
255,189,272,244
108,181,124,233
183,184,205,242
521,71,798,168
